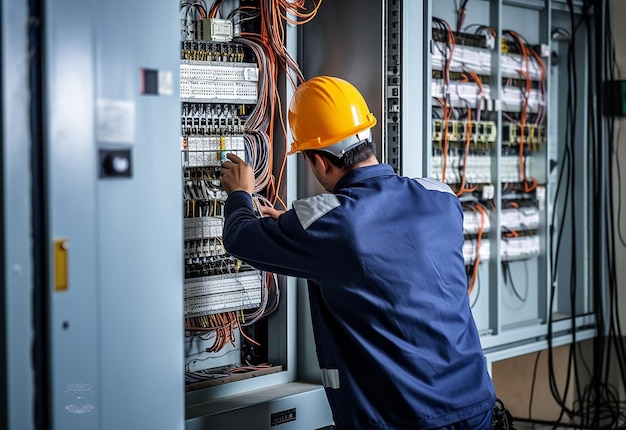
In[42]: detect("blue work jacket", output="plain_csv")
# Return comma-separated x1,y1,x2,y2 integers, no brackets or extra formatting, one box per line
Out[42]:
223,163,495,429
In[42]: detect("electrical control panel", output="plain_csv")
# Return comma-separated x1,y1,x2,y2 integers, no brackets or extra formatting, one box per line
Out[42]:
178,6,334,430
179,1,282,392
383,0,595,352
428,3,549,335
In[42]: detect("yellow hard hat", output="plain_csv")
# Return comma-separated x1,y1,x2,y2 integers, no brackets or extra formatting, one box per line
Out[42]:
287,76,377,157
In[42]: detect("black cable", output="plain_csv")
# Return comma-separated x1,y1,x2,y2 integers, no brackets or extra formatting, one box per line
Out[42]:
505,14,580,424
522,2,626,425
587,0,610,427
502,261,528,303
528,350,542,419
456,0,470,33
544,0,580,421
540,3,609,428
565,0,584,418
468,261,480,309
572,1,626,428
515,416,604,429
601,0,626,419
432,17,452,59
605,0,626,382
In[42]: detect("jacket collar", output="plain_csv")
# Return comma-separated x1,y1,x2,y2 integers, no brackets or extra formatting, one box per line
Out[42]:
333,164,396,193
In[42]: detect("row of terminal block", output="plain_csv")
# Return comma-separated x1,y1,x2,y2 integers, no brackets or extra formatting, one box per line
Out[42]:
431,153,531,184
184,271,263,318
463,234,541,264
185,216,224,241
431,151,492,184
182,136,246,167
432,119,545,150
502,122,545,150
185,255,242,279
462,205,540,235
432,119,497,149
179,62,259,103
185,238,227,260
182,103,246,136
181,40,246,62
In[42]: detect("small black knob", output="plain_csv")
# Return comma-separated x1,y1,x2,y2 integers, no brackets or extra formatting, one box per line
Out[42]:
100,149,132,178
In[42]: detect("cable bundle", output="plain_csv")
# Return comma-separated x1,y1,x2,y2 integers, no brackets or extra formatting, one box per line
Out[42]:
518,1,626,428
182,0,319,371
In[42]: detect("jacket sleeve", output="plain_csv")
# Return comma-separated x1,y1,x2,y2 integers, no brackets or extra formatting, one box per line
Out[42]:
222,191,321,279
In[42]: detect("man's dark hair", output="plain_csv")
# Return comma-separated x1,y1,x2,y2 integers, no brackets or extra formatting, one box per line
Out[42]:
303,139,377,169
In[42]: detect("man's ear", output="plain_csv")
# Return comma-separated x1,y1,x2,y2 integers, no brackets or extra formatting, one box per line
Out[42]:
313,153,334,174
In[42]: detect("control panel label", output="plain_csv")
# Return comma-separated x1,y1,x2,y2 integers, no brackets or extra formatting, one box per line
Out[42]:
271,408,296,427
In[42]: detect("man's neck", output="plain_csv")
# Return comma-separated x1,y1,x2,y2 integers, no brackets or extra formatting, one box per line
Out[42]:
349,155,380,170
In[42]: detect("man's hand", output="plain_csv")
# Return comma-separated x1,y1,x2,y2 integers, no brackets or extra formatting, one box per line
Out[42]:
260,206,285,219
221,153,255,195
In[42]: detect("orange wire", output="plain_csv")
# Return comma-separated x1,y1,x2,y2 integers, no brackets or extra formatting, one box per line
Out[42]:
273,93,289,209
279,0,322,25
467,69,485,95
468,204,487,295
235,313,261,346
237,0,311,207
437,98,451,183
505,229,520,238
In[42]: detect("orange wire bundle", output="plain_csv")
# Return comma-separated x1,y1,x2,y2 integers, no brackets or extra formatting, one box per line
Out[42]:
434,18,456,184
235,0,322,209
186,311,261,353
505,30,543,193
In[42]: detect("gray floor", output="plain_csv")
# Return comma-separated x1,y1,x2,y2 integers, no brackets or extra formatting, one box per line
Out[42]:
515,424,577,429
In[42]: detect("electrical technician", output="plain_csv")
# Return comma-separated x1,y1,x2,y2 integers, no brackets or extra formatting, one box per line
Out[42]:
220,76,498,429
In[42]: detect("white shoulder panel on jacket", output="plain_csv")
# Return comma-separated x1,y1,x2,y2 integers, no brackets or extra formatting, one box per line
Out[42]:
414,177,455,195
292,194,341,230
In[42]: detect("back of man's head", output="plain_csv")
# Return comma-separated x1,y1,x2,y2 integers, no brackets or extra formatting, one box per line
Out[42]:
303,139,377,169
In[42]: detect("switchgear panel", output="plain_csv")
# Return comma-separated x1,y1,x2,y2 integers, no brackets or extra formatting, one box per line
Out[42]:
180,2,282,390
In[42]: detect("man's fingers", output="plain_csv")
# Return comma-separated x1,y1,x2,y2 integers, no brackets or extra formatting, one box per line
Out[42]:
260,206,285,219
226,153,245,164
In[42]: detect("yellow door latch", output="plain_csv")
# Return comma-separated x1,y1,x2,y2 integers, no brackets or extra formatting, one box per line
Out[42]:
54,238,69,292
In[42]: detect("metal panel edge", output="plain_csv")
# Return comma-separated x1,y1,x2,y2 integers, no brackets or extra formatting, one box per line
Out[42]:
402,0,427,178
2,0,35,428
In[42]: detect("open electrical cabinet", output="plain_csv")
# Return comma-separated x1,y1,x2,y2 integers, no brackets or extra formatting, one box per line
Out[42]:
386,0,597,367
178,1,334,428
